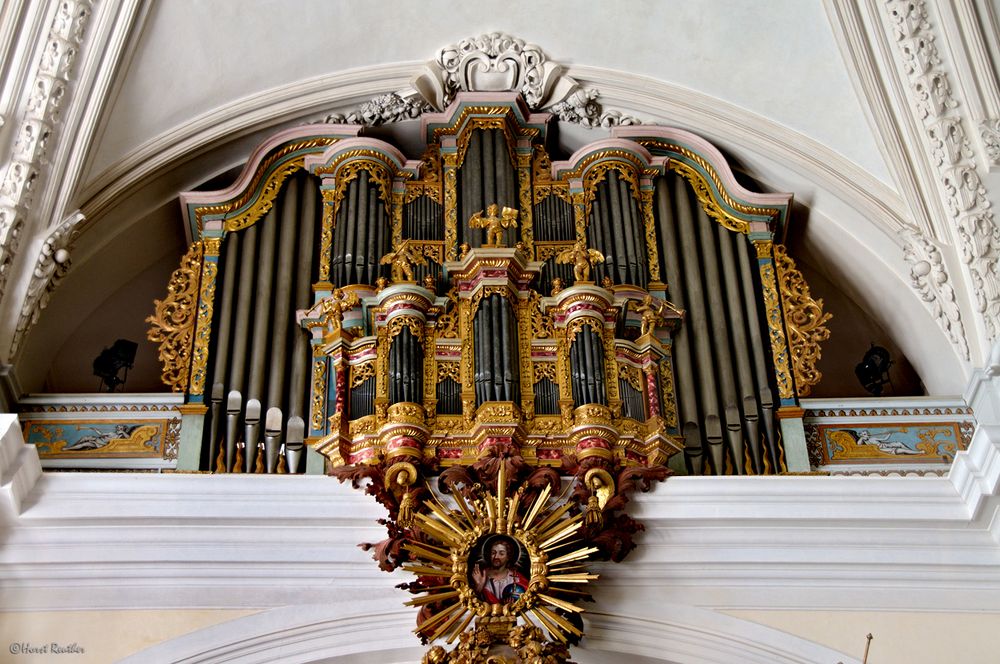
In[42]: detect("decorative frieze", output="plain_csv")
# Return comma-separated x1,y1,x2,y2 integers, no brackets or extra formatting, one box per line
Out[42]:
882,0,1000,345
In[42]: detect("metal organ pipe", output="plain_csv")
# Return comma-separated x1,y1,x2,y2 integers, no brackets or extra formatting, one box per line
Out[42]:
266,176,299,412
228,222,258,397
696,202,744,475
737,237,779,470
247,207,279,406
717,223,764,473
675,179,725,474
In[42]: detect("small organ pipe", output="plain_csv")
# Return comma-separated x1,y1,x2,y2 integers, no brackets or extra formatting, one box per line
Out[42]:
244,398,261,473
264,407,282,474
225,390,241,473
285,416,304,474
207,382,224,472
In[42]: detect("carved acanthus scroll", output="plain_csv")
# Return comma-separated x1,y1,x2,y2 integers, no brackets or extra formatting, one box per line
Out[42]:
773,244,832,397
146,242,204,392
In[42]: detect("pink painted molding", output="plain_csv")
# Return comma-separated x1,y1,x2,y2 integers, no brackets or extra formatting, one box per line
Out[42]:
179,124,362,233
303,137,421,178
612,125,792,211
549,138,669,180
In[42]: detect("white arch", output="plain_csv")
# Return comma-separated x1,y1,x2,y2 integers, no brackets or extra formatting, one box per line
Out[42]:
119,601,858,664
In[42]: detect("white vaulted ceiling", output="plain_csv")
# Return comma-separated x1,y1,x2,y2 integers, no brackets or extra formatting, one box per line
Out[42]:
7,0,993,396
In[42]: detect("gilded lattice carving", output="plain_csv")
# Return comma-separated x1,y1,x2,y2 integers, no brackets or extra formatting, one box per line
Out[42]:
533,362,557,383
187,255,218,397
437,362,460,383
351,361,376,389
146,242,203,392
387,315,425,342
532,150,571,204
618,363,642,392
757,251,795,400
320,188,336,282
580,160,642,221
773,244,831,397
311,358,328,432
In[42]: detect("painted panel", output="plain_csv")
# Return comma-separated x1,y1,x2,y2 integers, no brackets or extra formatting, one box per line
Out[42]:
24,420,169,458
817,423,963,464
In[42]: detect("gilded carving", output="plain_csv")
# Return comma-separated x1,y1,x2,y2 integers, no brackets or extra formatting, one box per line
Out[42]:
437,362,460,383
757,253,795,400
773,244,831,397
618,363,642,392
528,291,553,338
468,204,518,246
351,361,376,389
380,240,428,282
638,140,781,222
146,241,203,392
659,362,678,429
534,362,557,383
640,188,661,282
517,152,534,252
669,161,749,234
319,188,336,282
556,237,604,282
387,315,425,342
436,288,461,339
193,137,338,232
311,358,328,432
444,160,458,260
187,255,218,396
532,149,571,205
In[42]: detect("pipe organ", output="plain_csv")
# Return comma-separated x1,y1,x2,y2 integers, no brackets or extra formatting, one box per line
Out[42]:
152,94,830,477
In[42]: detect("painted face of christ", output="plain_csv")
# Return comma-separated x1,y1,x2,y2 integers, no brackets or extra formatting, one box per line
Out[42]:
470,535,528,605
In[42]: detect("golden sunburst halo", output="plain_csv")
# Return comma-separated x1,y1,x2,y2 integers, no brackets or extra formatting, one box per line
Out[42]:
402,463,599,644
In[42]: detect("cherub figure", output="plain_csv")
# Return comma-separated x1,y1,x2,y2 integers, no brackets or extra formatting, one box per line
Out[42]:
635,295,665,337
469,204,518,247
379,240,427,282
556,237,604,282
321,288,360,332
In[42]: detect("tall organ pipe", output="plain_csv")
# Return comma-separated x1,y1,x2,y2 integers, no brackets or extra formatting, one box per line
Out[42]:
675,184,725,474
266,176,299,412
247,207,279,404
718,224,764,473
288,176,318,456
696,205,744,475
212,233,240,395
228,223,259,397
737,239,779,470
658,177,703,471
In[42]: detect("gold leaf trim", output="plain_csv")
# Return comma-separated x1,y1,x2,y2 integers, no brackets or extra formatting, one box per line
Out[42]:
187,254,217,397
773,244,832,397
756,243,795,400
669,161,749,234
146,242,203,392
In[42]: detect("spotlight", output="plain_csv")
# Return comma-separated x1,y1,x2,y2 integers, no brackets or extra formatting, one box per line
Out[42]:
855,344,892,396
93,339,138,392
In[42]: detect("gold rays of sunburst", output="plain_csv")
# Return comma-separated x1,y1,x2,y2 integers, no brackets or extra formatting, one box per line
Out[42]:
401,463,599,644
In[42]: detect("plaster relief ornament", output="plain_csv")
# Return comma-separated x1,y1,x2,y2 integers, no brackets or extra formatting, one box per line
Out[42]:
325,33,639,130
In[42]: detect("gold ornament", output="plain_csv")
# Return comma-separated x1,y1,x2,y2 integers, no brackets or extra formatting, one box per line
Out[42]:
555,237,604,282
773,244,831,397
146,241,203,392
468,204,518,247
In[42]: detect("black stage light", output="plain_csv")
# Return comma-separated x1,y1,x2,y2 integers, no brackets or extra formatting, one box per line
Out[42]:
93,339,138,392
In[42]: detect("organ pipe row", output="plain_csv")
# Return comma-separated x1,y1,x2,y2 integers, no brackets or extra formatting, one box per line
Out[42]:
168,96,814,478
